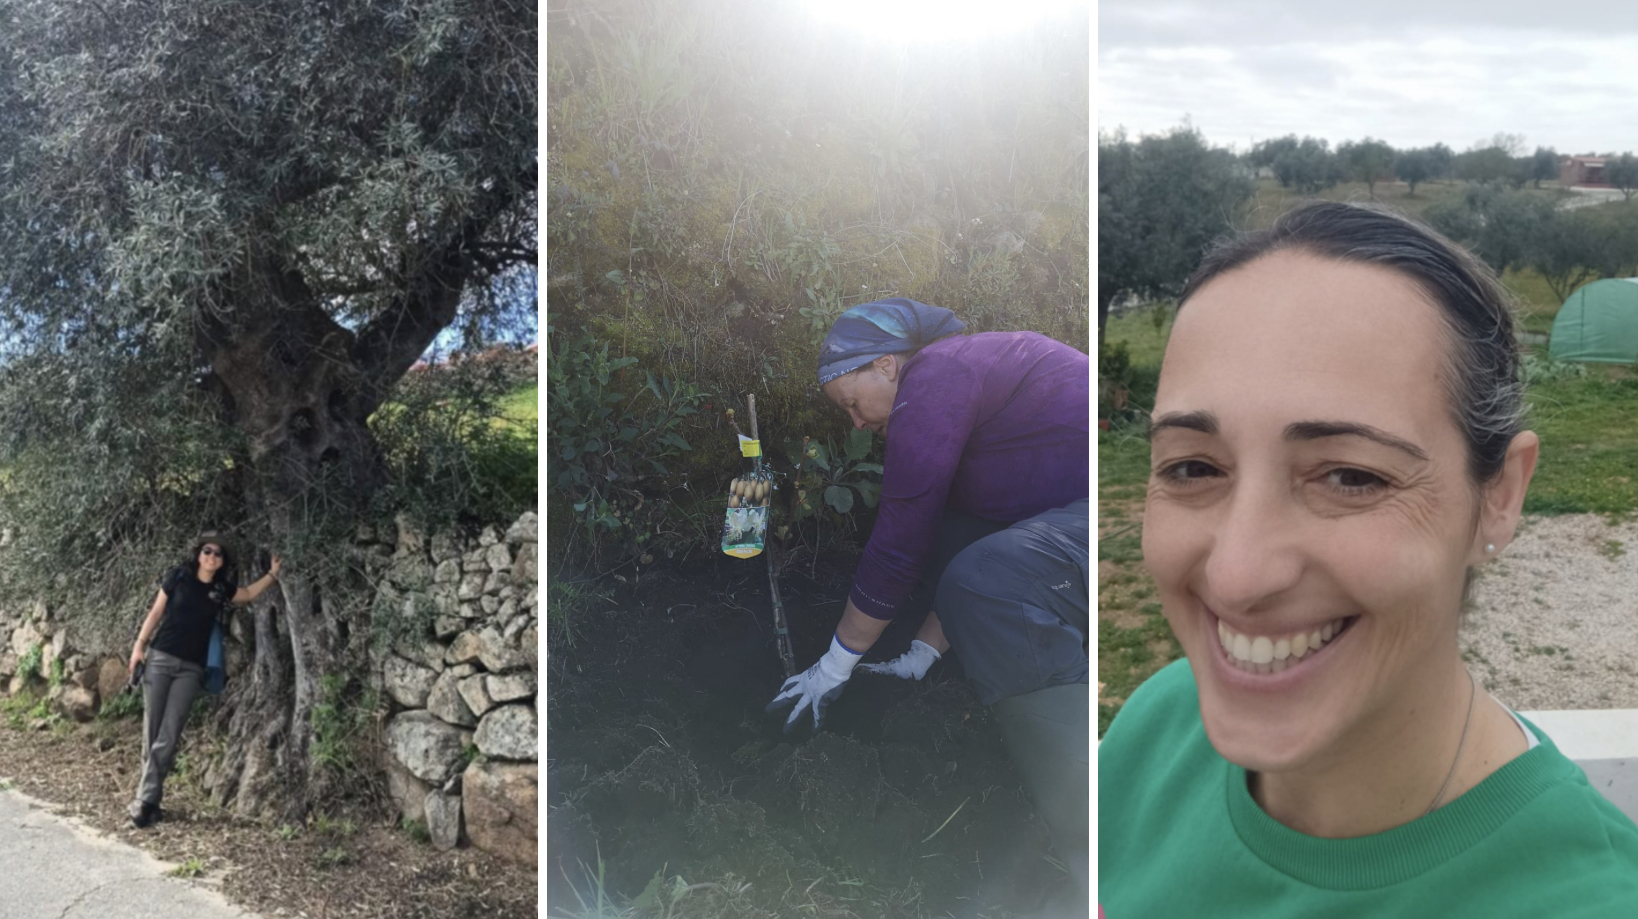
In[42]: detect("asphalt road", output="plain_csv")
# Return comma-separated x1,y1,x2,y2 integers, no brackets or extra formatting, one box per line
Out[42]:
0,789,259,919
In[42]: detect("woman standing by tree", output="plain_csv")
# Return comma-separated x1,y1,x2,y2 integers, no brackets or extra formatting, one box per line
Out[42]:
126,533,281,828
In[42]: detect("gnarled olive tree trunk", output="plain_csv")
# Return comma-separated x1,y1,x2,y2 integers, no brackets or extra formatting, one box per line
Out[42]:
198,241,474,820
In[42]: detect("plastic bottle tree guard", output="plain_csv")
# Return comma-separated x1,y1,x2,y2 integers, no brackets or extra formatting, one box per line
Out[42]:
720,394,797,679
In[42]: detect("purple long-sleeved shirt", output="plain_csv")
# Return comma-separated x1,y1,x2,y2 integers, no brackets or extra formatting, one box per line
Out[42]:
848,331,1089,620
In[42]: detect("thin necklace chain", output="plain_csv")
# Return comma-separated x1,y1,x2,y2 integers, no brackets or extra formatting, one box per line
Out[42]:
1425,668,1478,816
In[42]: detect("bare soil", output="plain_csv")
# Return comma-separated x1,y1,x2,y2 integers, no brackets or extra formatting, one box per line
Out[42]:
0,707,536,919
547,552,1076,918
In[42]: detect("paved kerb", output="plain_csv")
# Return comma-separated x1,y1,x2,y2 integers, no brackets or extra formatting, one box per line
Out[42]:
0,788,260,919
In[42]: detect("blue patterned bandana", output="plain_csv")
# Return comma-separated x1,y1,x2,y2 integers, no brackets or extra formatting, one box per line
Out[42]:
816,298,965,385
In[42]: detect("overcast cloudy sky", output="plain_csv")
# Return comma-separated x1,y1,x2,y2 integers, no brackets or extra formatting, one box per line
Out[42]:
1100,0,1638,154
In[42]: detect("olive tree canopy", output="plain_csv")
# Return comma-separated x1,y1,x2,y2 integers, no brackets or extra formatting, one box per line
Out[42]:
0,0,536,817
1098,127,1254,342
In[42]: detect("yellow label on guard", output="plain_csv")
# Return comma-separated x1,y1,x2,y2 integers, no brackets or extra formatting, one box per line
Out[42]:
723,546,764,558
739,438,761,457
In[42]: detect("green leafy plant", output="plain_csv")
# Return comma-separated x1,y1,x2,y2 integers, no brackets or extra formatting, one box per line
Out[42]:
167,857,207,879
1519,353,1588,386
776,430,883,549
372,357,539,531
316,846,354,868
0,692,34,730
15,643,42,683
276,823,301,841
98,691,142,720
312,812,359,838
796,286,848,349
401,817,431,844
47,657,65,689
1098,336,1161,428
546,328,707,562
310,676,376,778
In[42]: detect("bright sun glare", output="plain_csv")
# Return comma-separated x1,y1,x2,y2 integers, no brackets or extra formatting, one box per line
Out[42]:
801,0,1085,43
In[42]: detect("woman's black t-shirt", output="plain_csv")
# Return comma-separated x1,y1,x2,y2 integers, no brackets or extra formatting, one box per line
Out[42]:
149,567,236,666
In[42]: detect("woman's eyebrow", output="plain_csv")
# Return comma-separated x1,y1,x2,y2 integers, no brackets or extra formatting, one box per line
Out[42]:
1284,420,1430,461
1147,410,1218,439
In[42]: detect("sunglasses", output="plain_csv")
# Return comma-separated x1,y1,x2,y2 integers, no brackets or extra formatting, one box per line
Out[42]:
200,547,225,558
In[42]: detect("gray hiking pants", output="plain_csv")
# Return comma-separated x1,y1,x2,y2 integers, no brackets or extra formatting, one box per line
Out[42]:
935,499,1090,705
131,647,203,814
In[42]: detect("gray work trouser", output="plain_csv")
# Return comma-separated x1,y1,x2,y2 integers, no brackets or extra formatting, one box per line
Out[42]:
131,647,203,814
935,499,1090,705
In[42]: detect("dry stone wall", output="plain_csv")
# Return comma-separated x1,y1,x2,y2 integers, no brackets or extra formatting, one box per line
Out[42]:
368,510,538,864
0,510,539,865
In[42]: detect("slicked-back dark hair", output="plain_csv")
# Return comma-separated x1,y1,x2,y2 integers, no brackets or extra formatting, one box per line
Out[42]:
1178,201,1525,486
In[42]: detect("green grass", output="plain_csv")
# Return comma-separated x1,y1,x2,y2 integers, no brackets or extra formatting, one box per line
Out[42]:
1104,307,1175,370
1099,429,1150,496
497,383,538,431
1098,606,1179,738
167,857,207,879
1500,267,1565,331
1521,368,1638,517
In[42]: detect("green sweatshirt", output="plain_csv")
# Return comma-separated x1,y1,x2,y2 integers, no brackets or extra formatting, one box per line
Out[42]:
1099,660,1638,917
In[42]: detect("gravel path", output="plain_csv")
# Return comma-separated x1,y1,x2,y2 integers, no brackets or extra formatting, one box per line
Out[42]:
1463,514,1638,711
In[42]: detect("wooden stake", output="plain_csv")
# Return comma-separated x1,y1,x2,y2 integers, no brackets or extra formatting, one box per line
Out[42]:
748,392,795,678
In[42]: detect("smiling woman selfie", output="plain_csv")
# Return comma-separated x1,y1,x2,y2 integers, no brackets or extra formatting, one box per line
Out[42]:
1098,203,1638,915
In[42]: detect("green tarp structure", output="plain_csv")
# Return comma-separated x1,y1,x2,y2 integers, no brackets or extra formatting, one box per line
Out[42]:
1550,279,1638,364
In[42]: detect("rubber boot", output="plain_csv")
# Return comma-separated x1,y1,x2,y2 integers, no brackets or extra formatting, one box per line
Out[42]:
993,682,1089,916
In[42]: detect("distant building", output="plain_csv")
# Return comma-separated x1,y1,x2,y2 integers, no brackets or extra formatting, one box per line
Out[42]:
1561,156,1608,187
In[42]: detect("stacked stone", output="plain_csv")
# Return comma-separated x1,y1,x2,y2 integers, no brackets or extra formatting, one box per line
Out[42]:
375,510,538,864
0,599,115,724
0,508,541,864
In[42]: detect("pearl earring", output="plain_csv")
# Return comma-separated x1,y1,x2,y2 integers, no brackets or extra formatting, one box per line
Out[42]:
1485,544,1496,554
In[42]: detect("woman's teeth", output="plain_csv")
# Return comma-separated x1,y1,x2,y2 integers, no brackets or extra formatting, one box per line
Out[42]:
1218,617,1351,674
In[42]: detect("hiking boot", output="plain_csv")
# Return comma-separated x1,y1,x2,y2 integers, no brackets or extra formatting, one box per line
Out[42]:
129,801,158,829
992,682,1089,904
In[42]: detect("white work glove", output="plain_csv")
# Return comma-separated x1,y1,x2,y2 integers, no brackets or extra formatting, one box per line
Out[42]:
766,633,862,733
860,639,941,680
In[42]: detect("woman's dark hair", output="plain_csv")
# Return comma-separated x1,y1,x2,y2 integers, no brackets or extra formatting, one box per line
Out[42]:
1178,201,1525,485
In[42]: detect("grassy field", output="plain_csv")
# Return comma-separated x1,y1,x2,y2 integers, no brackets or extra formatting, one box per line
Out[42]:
498,383,538,429
1242,177,1572,227
1244,177,1473,226
1096,296,1638,736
